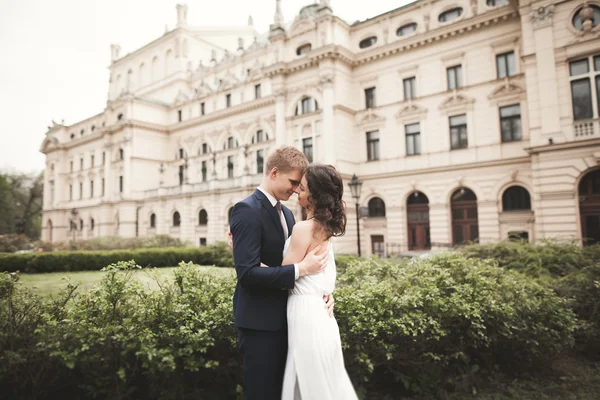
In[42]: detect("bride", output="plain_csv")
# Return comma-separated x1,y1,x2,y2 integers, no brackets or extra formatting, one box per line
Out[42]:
280,164,357,400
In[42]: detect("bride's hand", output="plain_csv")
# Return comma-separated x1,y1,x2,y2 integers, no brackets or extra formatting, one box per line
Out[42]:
323,294,334,318
260,262,269,268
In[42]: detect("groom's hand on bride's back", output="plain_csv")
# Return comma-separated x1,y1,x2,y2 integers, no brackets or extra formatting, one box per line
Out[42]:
298,245,328,277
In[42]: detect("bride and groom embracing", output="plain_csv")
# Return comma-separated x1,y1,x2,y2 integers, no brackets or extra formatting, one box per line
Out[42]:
229,146,358,400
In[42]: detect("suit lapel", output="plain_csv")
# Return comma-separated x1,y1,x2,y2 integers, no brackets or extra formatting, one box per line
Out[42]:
253,189,284,238
282,206,295,238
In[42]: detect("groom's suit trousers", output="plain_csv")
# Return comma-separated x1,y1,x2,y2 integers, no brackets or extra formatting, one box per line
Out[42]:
236,326,288,400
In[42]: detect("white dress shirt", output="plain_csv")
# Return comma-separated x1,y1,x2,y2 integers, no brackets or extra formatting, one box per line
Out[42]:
257,186,299,280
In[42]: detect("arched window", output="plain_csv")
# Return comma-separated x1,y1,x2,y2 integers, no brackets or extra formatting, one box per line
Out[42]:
90,218,95,231
173,211,181,227
396,23,417,36
150,213,156,228
296,43,312,56
70,133,75,140
119,148,124,160
295,97,319,115
80,129,85,136
227,136,238,149
254,130,267,144
502,186,532,211
451,187,479,245
199,209,208,225
368,197,386,217
572,4,600,30
79,219,84,231
359,36,377,49
228,207,234,224
439,8,463,23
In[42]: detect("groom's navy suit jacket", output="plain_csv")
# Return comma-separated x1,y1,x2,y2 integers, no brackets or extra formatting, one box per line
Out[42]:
230,189,296,331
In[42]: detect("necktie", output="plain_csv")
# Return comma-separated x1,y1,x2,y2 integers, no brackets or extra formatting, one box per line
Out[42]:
275,202,288,239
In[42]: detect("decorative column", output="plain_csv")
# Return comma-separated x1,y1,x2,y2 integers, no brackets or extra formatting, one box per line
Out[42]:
320,74,336,165
530,5,561,143
275,88,287,146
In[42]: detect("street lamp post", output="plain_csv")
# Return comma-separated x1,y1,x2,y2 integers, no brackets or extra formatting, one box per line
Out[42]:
348,174,363,257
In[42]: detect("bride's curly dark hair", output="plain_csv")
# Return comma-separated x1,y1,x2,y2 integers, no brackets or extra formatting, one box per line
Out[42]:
305,164,347,239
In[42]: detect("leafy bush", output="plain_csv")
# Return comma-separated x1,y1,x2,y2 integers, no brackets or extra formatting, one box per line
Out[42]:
0,243,234,273
0,252,578,399
336,253,577,396
459,239,591,279
0,234,39,253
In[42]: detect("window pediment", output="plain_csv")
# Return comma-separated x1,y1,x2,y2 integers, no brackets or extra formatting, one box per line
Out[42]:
439,93,475,114
395,103,428,120
173,89,191,106
488,81,525,104
195,81,213,99
357,108,386,128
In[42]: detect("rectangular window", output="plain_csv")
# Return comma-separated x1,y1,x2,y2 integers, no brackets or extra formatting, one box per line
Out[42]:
90,180,94,198
571,78,594,120
227,156,234,178
200,238,207,247
496,51,516,79
366,131,380,161
178,165,184,186
405,123,421,155
256,130,265,143
365,87,376,108
91,155,95,167
102,178,105,196
257,150,264,174
178,110,182,122
449,114,468,149
202,143,208,154
201,161,207,182
119,176,123,193
226,93,231,108
447,65,463,90
302,137,313,163
80,158,84,170
500,104,522,142
70,161,73,172
201,102,205,115
50,180,55,204
569,56,600,120
255,84,261,99
403,77,416,100
102,152,106,165
69,184,73,200
79,182,83,199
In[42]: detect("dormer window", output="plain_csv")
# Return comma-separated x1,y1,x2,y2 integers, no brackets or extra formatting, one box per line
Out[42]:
295,97,319,115
359,36,377,49
296,43,312,56
439,8,463,23
396,23,417,36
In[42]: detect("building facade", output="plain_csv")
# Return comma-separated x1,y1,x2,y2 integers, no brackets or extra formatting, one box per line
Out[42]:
40,0,600,256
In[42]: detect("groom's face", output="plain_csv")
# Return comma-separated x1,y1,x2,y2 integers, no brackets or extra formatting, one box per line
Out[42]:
272,167,302,201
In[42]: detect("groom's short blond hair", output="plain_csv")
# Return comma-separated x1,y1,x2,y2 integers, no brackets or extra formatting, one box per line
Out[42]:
265,146,308,175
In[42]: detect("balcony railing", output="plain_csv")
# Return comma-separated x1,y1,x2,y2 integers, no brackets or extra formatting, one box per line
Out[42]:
573,119,600,141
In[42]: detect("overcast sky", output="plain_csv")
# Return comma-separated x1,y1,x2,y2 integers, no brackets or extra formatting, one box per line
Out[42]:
0,0,412,174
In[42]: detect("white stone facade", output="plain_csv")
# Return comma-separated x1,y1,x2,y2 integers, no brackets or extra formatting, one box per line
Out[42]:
41,0,600,256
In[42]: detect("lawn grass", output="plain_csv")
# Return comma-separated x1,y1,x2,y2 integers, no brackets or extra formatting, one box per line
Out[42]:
18,265,234,297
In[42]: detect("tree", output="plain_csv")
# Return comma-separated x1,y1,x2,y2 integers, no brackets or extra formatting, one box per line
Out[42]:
0,172,44,239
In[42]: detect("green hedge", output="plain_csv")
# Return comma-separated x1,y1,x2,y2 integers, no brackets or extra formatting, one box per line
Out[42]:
0,243,234,273
0,252,578,399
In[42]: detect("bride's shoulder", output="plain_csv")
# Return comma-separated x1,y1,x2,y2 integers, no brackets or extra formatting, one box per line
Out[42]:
292,219,315,234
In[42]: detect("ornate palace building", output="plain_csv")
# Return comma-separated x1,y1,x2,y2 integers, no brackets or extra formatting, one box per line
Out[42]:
40,0,600,256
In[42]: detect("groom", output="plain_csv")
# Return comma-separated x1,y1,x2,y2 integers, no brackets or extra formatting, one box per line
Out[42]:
230,146,333,400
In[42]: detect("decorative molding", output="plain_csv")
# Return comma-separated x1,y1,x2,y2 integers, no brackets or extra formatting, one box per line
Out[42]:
531,5,554,30
439,92,475,114
395,102,428,121
357,108,386,128
488,79,526,105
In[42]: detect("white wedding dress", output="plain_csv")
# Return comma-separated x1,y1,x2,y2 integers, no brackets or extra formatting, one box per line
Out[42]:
281,238,358,400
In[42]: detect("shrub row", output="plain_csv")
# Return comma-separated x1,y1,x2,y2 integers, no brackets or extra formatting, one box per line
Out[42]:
0,252,578,399
0,234,189,253
0,243,234,273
